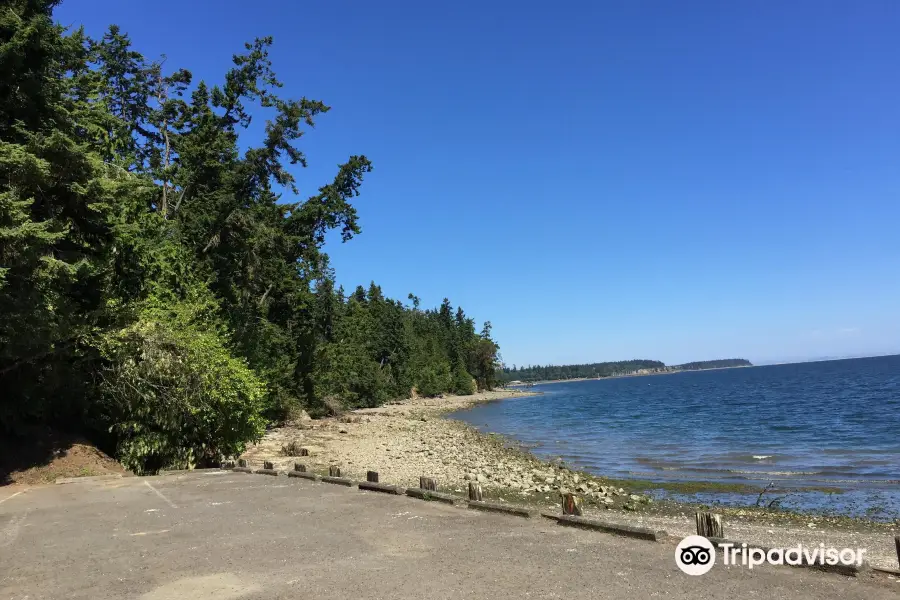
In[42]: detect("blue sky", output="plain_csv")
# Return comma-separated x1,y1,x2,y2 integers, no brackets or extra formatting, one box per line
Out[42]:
58,1,900,366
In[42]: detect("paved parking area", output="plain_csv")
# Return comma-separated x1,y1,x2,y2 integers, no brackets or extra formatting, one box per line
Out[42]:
0,471,895,599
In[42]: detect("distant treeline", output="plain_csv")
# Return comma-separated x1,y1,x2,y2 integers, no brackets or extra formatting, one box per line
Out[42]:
674,359,752,371
500,358,751,383
500,360,666,383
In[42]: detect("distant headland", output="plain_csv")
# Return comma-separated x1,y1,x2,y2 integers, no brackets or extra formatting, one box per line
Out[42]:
500,358,752,384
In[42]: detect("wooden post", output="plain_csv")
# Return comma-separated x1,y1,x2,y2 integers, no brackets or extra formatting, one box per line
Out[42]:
367,471,379,483
299,448,309,457
468,482,483,501
895,535,900,569
419,476,437,491
695,512,724,538
329,465,341,477
562,493,583,516
238,459,247,468
294,463,306,472
263,461,274,470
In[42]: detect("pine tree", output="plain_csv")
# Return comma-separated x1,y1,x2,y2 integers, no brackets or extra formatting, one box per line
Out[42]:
0,1,154,428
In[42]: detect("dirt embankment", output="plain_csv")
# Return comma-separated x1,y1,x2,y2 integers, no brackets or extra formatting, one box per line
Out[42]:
1,428,129,486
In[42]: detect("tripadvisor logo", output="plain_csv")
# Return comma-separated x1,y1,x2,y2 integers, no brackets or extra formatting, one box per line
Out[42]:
675,536,867,575
676,535,716,575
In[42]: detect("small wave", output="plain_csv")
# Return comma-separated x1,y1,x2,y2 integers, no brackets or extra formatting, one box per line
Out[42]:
752,455,772,460
726,469,822,476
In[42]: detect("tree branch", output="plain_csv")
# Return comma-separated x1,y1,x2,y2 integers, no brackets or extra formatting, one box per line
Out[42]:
171,183,190,216
258,283,274,307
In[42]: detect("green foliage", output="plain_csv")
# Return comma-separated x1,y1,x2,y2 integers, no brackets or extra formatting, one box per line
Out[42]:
307,283,499,404
97,303,266,474
415,360,452,398
0,2,156,430
452,362,476,396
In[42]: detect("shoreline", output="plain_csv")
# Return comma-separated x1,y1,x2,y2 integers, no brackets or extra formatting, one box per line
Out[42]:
508,364,754,386
243,389,900,569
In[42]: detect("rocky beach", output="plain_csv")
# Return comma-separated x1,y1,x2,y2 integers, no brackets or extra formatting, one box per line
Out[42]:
242,390,641,510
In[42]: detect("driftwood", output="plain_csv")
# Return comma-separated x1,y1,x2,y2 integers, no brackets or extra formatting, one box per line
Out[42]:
695,511,724,538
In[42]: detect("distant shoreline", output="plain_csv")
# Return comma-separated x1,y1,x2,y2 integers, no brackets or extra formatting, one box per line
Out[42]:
506,363,753,387
508,354,900,388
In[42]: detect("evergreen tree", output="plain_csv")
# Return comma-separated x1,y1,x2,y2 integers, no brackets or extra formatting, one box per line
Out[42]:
0,1,153,428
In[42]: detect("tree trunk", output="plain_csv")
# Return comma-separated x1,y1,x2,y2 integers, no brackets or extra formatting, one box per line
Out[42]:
157,73,171,218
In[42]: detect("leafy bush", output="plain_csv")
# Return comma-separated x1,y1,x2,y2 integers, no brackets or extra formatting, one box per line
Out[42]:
416,361,451,398
452,363,476,395
313,340,391,411
97,305,266,474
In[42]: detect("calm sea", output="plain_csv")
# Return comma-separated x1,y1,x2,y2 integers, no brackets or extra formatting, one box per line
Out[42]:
451,355,900,519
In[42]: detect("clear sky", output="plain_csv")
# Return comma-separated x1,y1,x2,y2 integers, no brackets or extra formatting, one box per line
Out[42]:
57,1,900,367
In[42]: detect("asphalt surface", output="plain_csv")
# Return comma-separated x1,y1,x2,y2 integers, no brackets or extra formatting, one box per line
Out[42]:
0,471,896,599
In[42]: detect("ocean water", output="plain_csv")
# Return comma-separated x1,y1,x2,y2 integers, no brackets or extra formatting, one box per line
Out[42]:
451,355,900,519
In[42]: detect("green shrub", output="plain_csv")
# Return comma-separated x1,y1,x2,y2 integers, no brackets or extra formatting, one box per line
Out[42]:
452,363,476,395
416,361,451,397
312,339,392,411
97,306,266,474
